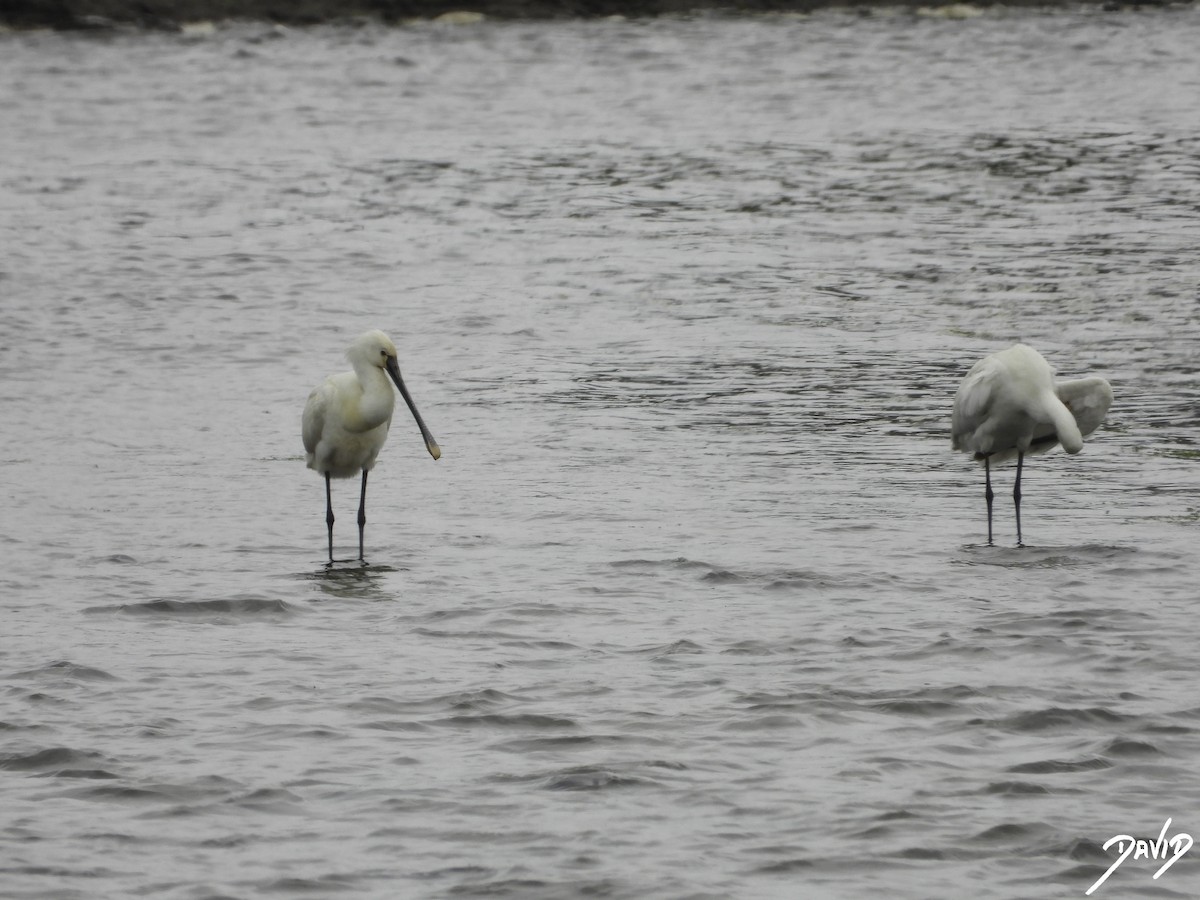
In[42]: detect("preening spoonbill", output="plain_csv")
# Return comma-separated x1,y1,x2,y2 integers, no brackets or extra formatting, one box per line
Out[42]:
951,343,1111,546
302,330,440,565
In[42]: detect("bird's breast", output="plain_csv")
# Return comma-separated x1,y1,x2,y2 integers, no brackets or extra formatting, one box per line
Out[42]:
344,390,395,435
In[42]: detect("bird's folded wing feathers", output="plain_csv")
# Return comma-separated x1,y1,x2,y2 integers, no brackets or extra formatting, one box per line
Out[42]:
302,385,329,456
950,364,997,441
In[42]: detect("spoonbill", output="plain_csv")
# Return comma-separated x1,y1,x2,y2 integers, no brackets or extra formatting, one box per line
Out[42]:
951,343,1111,546
302,330,440,565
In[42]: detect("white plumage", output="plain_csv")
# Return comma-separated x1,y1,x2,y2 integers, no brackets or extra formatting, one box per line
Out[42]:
951,343,1112,546
303,329,440,565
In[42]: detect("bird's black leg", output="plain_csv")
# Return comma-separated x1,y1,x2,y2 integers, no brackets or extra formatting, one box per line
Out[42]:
324,472,335,566
357,469,369,563
1013,451,1024,548
984,456,994,546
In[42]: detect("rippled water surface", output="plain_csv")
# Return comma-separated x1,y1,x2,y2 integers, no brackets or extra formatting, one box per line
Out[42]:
2,7,1200,899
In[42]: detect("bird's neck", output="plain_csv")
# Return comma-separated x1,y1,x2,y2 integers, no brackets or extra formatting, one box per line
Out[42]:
348,366,395,432
1042,390,1083,454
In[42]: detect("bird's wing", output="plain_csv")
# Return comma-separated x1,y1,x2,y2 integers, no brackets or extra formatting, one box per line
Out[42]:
950,360,998,450
302,383,330,456
1057,376,1113,438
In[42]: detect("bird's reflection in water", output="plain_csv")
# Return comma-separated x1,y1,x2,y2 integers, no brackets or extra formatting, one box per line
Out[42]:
305,563,400,601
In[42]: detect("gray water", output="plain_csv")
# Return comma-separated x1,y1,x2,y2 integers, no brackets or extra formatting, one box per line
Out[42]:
2,7,1199,899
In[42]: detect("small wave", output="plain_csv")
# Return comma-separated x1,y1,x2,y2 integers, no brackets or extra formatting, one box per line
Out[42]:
1062,838,1113,862
724,714,804,731
541,765,655,792
720,640,784,656
895,847,945,860
410,627,530,641
609,556,723,574
0,746,106,771
87,596,296,620
968,822,1055,844
850,824,895,841
764,570,827,590
753,858,818,874
869,699,962,717
408,864,497,884
258,875,357,894
492,734,625,753
628,638,704,657
996,606,1150,633
699,568,744,583
609,557,828,591
137,717,183,739
359,721,430,733
981,781,1052,795
431,713,578,730
970,706,1134,732
876,808,920,822
348,689,519,716
35,768,120,780
229,787,305,813
56,773,243,808
1005,757,1112,774
62,784,177,803
439,688,523,712
1029,863,1120,889
1100,737,1161,757
497,639,581,651
491,602,575,619
7,660,119,681
438,877,624,899
736,690,827,713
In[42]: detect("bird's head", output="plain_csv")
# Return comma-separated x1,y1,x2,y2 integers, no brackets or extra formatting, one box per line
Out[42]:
349,329,400,370
348,329,441,461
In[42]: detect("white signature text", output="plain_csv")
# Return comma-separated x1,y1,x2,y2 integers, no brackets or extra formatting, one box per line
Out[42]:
1086,818,1192,895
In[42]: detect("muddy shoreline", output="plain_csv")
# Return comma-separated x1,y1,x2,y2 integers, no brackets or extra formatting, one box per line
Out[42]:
0,0,1173,29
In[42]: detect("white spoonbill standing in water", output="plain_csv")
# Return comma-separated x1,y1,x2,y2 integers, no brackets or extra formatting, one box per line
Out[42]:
302,330,440,565
951,343,1111,546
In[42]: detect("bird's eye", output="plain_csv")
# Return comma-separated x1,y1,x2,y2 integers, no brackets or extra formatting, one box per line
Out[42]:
380,350,387,357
